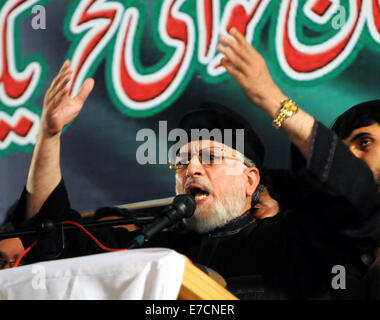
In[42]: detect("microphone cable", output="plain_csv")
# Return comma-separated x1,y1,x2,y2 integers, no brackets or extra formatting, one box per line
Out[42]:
12,193,195,268
12,220,130,268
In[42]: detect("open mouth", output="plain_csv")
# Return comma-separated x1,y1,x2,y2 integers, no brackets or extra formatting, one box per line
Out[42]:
186,183,210,203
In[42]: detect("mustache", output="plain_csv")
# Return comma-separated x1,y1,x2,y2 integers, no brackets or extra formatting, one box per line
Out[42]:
184,178,212,194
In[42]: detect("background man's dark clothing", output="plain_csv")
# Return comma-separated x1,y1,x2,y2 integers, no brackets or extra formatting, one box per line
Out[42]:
11,122,380,299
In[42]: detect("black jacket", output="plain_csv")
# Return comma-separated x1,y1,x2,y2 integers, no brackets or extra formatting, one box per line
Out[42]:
12,122,380,299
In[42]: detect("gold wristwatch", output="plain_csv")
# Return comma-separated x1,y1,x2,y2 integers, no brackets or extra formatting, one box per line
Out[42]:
272,99,299,129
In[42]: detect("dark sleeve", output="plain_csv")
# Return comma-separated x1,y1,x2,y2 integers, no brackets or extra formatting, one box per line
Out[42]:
261,168,317,211
11,179,81,230
252,123,380,296
263,121,380,266
265,120,380,216
306,121,380,222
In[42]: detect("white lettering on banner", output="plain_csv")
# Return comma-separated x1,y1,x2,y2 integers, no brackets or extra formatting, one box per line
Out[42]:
67,0,123,98
0,108,39,150
64,0,380,115
0,0,41,107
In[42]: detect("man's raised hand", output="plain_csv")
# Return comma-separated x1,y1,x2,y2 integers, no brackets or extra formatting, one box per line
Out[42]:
25,61,94,219
217,28,286,117
217,28,315,157
41,60,94,137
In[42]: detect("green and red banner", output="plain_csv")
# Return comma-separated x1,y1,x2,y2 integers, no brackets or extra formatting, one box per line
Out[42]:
1,0,380,155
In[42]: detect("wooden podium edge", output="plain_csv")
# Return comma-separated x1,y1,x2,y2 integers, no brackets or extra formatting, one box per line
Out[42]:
178,260,239,300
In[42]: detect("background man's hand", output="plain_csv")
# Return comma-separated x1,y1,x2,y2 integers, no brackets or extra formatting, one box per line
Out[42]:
40,60,94,137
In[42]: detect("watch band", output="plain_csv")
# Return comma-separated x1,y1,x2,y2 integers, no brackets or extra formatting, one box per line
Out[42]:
273,99,299,129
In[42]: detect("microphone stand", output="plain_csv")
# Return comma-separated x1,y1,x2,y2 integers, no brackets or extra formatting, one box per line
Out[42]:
0,215,157,261
0,194,195,262
0,216,156,240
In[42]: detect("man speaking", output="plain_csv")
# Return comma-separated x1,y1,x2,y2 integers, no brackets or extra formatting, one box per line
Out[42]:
10,29,380,299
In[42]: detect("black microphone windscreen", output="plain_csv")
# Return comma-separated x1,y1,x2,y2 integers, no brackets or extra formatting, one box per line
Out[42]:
172,194,196,218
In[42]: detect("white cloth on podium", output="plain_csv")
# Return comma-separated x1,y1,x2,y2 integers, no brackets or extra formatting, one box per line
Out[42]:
0,248,186,300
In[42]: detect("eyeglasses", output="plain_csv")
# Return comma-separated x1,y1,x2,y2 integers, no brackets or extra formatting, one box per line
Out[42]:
0,258,22,269
168,147,249,170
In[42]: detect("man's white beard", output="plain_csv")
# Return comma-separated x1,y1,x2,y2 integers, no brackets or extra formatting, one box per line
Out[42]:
176,178,247,234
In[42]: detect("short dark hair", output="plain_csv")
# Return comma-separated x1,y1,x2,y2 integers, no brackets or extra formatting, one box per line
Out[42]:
331,100,380,139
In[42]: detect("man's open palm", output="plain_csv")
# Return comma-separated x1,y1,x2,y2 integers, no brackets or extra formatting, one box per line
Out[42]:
41,60,94,137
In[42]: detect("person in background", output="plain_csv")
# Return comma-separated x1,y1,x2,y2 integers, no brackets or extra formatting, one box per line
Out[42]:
330,100,380,299
0,204,25,270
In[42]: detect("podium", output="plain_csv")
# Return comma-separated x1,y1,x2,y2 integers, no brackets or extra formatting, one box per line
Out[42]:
179,259,238,300
0,248,237,300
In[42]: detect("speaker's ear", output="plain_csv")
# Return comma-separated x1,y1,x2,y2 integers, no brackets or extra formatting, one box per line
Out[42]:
245,166,260,198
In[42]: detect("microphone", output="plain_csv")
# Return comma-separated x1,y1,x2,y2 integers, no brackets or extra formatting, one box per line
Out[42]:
127,194,196,249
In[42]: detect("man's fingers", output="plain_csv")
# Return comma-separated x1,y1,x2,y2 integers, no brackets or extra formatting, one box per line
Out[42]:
60,60,70,73
219,35,240,53
220,33,251,64
74,78,94,104
46,70,72,106
53,70,72,95
48,67,71,100
54,60,70,84
49,60,71,90
229,28,262,61
229,28,247,47
217,43,247,73
50,86,69,109
220,58,244,83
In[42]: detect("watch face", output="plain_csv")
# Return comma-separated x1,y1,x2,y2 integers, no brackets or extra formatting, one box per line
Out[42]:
274,99,298,128
283,100,299,114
